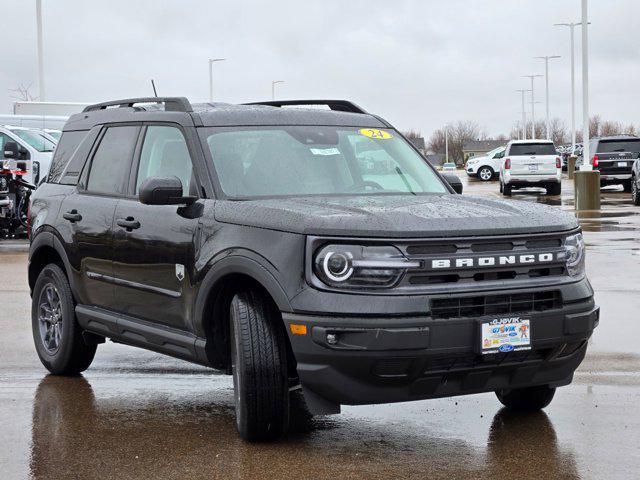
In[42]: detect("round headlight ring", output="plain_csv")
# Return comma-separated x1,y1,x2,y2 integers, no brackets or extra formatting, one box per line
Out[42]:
322,251,354,282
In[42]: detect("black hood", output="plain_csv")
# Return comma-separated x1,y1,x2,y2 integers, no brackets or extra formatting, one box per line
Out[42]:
214,194,579,238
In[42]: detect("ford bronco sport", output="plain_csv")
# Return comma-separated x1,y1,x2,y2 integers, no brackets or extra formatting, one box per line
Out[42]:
28,97,598,441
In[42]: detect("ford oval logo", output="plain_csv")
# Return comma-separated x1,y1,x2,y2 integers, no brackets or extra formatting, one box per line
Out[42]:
499,344,514,353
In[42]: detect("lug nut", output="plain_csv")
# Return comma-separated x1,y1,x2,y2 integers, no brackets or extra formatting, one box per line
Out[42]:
326,333,338,345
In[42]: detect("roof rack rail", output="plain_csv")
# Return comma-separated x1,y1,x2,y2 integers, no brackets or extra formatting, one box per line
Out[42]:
82,97,193,113
243,99,368,114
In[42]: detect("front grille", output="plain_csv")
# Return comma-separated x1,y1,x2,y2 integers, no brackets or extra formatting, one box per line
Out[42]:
401,233,567,287
430,290,562,319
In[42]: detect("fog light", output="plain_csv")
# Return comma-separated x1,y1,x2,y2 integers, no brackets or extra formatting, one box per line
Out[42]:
326,333,338,345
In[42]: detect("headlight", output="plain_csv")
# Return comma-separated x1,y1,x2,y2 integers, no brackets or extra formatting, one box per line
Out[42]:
314,244,420,288
562,233,585,277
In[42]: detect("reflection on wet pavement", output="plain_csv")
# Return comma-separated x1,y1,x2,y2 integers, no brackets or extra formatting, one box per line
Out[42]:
27,375,584,480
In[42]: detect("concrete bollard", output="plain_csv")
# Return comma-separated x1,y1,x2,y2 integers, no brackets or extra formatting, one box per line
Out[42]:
574,170,600,210
567,156,577,179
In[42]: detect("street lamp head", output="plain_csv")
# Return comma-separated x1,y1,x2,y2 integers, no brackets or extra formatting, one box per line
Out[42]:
209,58,226,63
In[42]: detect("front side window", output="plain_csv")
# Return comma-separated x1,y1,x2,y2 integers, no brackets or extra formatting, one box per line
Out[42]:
7,128,55,152
201,126,448,198
509,143,557,156
86,126,139,195
136,126,193,195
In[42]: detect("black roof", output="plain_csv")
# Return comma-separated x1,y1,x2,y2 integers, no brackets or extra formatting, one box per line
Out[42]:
64,97,388,131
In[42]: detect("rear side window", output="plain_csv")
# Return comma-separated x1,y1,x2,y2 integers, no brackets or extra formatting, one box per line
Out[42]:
47,131,87,183
509,143,556,156
86,126,139,195
597,140,640,153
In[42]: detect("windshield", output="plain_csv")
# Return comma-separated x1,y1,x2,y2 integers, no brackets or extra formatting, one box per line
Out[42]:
486,146,505,157
8,129,55,152
509,143,556,156
597,140,640,153
201,126,448,198
46,131,62,141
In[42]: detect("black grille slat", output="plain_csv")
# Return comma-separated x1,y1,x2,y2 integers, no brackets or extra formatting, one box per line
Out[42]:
430,291,561,319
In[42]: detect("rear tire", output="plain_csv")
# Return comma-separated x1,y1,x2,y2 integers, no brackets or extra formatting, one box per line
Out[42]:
547,183,561,196
502,183,512,196
623,180,632,193
230,291,289,441
31,264,97,375
496,385,556,411
478,166,494,182
632,177,640,206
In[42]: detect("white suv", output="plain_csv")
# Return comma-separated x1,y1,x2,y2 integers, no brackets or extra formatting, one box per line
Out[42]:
499,140,561,196
465,146,505,181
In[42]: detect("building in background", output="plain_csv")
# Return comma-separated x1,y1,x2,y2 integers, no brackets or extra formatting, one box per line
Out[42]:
462,140,506,161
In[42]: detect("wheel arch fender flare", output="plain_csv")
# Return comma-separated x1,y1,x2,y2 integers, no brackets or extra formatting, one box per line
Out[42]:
192,254,293,338
29,230,75,295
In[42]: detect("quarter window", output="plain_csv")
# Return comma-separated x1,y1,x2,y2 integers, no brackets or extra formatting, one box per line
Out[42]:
136,126,193,196
86,126,139,195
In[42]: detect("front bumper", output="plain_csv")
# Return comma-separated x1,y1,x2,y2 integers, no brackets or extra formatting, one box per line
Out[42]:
285,297,598,413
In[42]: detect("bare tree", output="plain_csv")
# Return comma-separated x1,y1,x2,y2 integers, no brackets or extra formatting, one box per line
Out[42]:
589,114,602,137
428,121,486,164
549,118,568,146
9,83,37,101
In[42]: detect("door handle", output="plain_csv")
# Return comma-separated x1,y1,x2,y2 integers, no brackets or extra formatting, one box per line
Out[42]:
63,210,82,223
116,217,141,231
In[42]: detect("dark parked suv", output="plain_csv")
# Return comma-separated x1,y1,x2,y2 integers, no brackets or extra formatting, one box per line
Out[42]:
580,135,640,191
29,97,599,441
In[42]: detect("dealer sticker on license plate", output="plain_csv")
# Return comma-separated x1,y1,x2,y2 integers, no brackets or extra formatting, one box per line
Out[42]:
481,317,531,354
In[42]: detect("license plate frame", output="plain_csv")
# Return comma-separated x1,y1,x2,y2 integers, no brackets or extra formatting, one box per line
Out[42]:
528,164,538,172
479,316,531,355
617,161,628,167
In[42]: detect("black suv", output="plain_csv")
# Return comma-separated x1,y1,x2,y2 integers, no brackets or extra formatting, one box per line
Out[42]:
29,97,598,441
580,135,640,191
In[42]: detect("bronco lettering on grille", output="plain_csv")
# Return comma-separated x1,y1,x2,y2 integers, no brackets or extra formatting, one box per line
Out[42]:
430,252,557,269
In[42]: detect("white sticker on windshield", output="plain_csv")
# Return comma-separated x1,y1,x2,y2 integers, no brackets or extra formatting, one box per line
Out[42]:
310,147,340,156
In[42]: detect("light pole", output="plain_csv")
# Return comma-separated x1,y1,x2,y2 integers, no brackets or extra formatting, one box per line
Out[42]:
555,22,587,155
581,0,591,170
208,58,226,102
36,0,45,101
272,80,285,100
445,127,449,162
523,75,543,139
516,89,531,139
534,55,561,141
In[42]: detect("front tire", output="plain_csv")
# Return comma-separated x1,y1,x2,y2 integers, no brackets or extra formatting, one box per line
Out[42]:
496,385,556,411
478,166,494,182
230,291,289,441
31,264,97,375
632,176,640,205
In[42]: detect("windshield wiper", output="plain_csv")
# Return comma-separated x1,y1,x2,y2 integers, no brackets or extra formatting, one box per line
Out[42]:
395,166,416,195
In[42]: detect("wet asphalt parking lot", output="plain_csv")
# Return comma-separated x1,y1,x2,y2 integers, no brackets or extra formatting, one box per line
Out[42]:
1,174,639,480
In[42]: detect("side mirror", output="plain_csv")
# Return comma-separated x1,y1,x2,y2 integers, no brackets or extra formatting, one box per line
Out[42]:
3,141,20,159
139,176,196,205
442,173,463,194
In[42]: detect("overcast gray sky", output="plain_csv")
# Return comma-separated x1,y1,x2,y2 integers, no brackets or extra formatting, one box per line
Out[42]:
1,0,639,138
